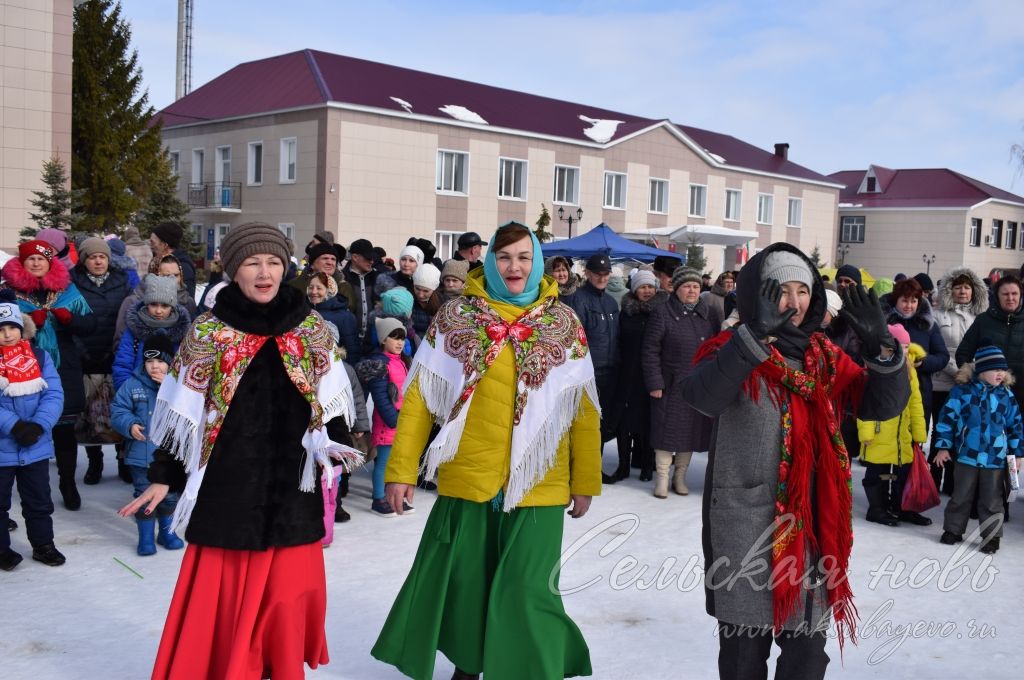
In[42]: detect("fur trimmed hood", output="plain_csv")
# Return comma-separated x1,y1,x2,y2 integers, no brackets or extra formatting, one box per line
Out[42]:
936,266,988,315
955,362,1016,387
620,289,669,317
1,255,71,293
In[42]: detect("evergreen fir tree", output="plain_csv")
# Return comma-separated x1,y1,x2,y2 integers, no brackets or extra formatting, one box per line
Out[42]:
134,152,189,237
684,234,706,272
808,244,823,268
21,156,84,242
73,0,166,232
534,204,553,243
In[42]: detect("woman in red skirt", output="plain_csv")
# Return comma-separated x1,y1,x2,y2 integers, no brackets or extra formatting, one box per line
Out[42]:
120,222,361,680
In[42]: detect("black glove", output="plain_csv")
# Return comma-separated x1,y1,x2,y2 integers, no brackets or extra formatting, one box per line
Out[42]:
747,279,797,340
11,420,43,447
839,285,893,358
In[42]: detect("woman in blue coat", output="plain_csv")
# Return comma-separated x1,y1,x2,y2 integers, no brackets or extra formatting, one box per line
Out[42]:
883,277,950,427
305,272,359,361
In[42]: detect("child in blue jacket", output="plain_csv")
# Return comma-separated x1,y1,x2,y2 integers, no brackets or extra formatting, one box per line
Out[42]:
111,334,183,556
933,343,1023,554
0,298,66,571
112,275,190,390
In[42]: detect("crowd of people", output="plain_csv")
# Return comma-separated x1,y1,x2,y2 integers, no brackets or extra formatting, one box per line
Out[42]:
1,218,1021,680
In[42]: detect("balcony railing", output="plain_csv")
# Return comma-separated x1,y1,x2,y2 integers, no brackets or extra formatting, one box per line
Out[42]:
187,182,241,210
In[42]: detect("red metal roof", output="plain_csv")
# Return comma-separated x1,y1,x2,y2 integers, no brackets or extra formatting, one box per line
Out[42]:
155,49,832,184
828,168,1024,208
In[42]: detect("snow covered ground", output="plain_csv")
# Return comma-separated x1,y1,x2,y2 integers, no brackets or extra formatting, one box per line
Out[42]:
3,445,1017,679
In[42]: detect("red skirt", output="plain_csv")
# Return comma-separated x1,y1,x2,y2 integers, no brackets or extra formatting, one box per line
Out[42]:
152,542,329,680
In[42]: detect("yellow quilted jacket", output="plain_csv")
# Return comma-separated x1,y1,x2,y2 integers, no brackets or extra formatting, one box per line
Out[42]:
857,343,928,465
384,270,602,506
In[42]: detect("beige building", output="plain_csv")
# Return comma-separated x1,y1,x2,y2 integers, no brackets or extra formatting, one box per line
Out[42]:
829,166,1024,282
157,49,841,270
0,0,73,249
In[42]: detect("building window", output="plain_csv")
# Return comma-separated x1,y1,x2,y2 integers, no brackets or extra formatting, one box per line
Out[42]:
169,151,180,190
689,184,707,217
866,176,877,192
215,146,231,183
277,223,295,242
498,158,526,199
969,218,981,247
214,223,231,248
1007,222,1018,250
248,142,263,185
279,137,297,183
434,230,463,260
787,198,803,227
757,194,774,225
191,222,203,246
436,149,468,193
553,165,580,205
840,216,865,243
649,179,668,213
991,219,1003,248
603,172,626,209
724,189,741,221
191,148,204,184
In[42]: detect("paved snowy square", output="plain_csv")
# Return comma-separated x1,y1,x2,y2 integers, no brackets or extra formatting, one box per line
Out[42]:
3,446,1015,679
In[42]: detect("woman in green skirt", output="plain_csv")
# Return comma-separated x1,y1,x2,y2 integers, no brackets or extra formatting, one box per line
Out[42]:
371,222,602,680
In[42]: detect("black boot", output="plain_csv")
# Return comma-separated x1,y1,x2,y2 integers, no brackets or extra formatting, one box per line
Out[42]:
31,543,66,566
980,536,1000,554
7,518,16,531
83,447,103,485
898,511,933,526
53,424,80,510
0,548,23,571
864,483,899,526
334,500,351,523
59,480,81,511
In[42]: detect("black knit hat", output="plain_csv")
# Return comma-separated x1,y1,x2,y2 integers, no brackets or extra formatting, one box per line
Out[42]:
142,333,175,366
836,264,862,286
349,238,375,259
152,222,184,249
307,242,336,263
913,272,934,292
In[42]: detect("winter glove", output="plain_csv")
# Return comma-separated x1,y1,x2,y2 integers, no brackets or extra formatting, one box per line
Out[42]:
50,308,72,325
11,420,43,447
747,278,797,341
839,285,894,358
27,309,48,328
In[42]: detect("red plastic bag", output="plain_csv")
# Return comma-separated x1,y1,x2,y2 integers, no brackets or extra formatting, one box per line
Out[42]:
902,443,941,513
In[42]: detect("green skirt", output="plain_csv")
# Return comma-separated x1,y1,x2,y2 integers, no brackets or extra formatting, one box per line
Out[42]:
371,496,592,680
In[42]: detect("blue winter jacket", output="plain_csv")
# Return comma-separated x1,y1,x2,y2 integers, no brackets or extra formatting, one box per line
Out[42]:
933,377,1024,469
312,297,359,362
110,364,160,468
112,301,191,390
0,348,64,467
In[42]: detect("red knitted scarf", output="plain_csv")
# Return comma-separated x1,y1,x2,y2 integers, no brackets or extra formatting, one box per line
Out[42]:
695,330,863,651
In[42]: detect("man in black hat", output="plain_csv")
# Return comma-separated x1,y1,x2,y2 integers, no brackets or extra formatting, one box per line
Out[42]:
452,231,483,270
149,222,197,298
652,255,683,293
342,238,381,362
566,253,623,483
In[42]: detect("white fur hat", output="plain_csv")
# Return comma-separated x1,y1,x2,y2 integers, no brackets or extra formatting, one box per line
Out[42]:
413,263,441,291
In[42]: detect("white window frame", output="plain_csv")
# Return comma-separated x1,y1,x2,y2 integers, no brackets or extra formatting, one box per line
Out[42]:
190,222,203,246
1007,221,1018,250
756,193,774,225
436,149,469,194
279,137,297,184
649,178,669,214
724,189,742,222
247,141,263,186
169,150,180,190
787,198,803,227
553,164,580,206
215,145,231,185
991,219,1004,248
969,218,981,248
277,223,295,242
497,157,527,200
214,223,231,249
688,183,707,217
434,230,464,261
840,216,865,243
191,148,204,184
603,171,626,210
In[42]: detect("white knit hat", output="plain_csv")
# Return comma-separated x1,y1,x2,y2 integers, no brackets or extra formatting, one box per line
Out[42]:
825,289,843,317
399,245,424,266
413,263,441,291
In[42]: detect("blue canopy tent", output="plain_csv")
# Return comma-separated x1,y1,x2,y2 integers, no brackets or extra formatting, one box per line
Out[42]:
540,223,682,263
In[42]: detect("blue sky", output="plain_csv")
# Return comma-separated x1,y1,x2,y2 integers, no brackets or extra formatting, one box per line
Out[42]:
117,0,1024,192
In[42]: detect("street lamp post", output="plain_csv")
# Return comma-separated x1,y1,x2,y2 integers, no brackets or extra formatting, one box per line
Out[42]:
922,254,936,276
837,244,850,266
557,206,583,238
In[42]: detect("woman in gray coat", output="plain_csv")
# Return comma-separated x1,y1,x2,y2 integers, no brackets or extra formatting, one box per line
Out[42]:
641,266,720,498
680,243,909,680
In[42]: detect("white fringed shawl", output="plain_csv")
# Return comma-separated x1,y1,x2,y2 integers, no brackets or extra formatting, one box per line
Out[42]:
150,310,360,533
405,294,599,511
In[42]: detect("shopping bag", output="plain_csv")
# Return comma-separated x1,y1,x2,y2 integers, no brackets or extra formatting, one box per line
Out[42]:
902,443,940,513
74,376,123,444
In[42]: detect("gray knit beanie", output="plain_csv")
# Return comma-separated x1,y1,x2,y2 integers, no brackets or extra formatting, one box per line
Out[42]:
220,222,291,279
671,266,702,291
144,274,179,306
761,251,814,289
630,269,658,294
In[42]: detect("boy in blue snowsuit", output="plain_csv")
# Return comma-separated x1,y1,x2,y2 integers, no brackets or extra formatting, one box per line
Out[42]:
0,299,66,570
111,334,183,556
933,343,1023,554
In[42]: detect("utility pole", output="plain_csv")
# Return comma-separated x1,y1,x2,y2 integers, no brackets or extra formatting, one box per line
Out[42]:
175,0,193,101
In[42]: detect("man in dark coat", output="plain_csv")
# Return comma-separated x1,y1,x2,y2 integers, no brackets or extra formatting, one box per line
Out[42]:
149,222,196,298
566,253,621,482
342,238,381,363
451,231,483,270
956,275,1024,409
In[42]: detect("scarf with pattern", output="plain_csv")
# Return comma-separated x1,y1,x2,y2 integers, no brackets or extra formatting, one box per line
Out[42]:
0,341,45,395
406,294,599,511
695,330,864,651
151,310,361,533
